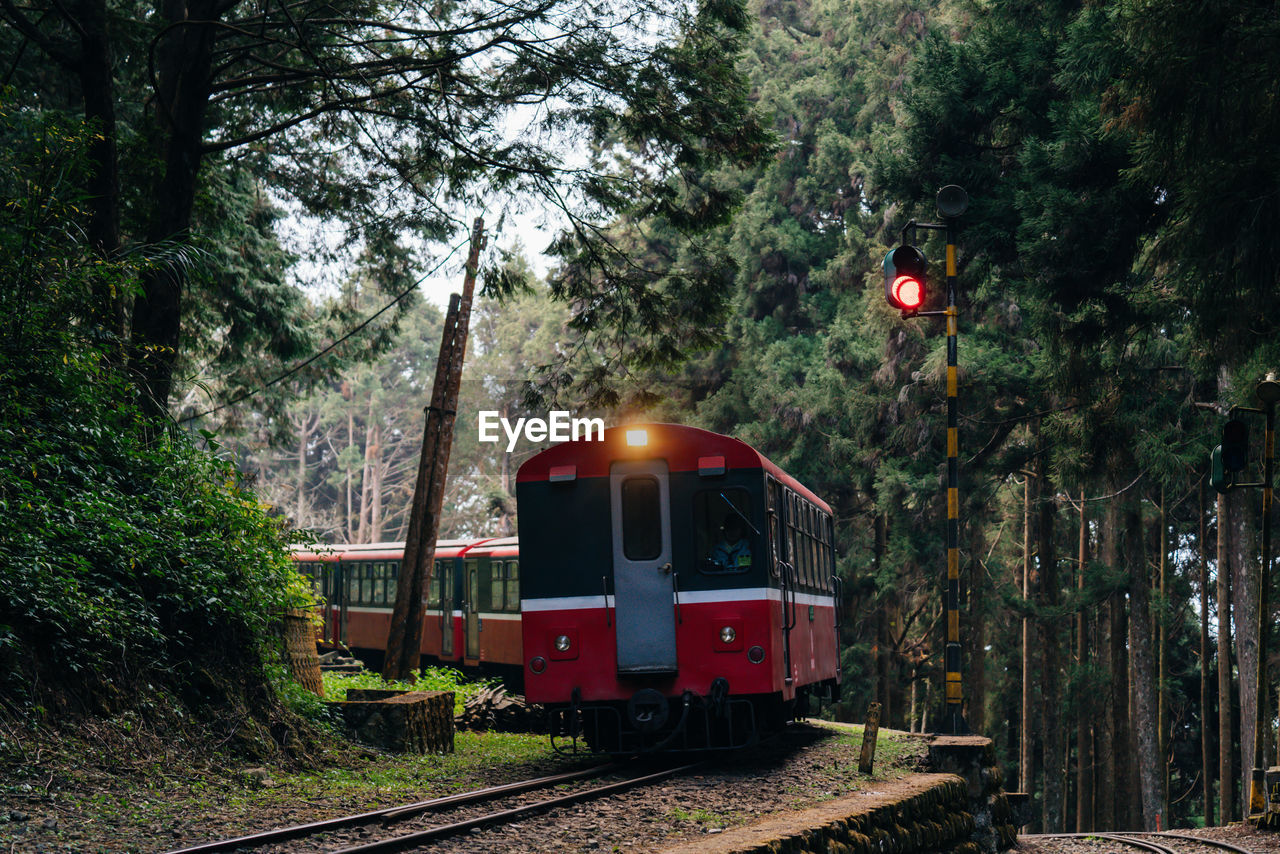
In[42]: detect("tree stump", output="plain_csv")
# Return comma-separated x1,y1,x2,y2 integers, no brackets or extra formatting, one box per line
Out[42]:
331,691,454,753
282,607,324,696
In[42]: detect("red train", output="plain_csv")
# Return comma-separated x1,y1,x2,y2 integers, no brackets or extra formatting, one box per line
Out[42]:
291,536,522,682
516,423,841,752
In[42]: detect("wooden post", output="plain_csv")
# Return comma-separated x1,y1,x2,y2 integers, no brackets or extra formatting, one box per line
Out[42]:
384,217,485,681
859,701,881,774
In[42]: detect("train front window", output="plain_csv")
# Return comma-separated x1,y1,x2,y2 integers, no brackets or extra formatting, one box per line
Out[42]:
695,488,754,574
621,476,662,560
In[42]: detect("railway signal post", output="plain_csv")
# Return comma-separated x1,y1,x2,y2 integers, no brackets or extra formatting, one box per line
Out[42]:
882,185,969,735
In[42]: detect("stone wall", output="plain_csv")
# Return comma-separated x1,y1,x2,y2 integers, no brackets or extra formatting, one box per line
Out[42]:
661,733,1016,854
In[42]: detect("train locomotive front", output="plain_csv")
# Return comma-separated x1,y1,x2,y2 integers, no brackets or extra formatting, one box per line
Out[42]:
517,423,840,752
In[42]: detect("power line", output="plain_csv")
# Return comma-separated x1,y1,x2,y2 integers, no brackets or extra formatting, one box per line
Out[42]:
179,238,470,424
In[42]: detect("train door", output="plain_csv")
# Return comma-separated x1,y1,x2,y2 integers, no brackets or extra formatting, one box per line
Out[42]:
464,558,481,661
780,489,796,684
609,460,676,674
440,559,455,657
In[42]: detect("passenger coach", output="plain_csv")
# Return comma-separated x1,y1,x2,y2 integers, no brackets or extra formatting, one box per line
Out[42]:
292,537,522,684
517,423,841,752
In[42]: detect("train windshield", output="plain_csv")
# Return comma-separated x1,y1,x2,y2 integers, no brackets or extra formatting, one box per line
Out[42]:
695,488,755,574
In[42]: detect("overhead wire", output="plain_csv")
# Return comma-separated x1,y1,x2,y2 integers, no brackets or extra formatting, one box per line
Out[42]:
179,237,470,424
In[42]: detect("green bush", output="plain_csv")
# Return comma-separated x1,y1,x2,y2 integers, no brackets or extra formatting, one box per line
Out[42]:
322,668,490,717
0,102,311,722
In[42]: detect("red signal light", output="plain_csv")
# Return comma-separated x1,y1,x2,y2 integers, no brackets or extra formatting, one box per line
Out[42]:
882,245,928,313
891,275,924,310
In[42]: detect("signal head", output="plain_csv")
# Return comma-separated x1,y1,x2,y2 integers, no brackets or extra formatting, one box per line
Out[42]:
1221,419,1248,473
882,245,928,313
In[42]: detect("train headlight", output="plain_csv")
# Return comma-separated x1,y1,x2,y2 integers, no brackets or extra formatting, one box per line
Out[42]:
625,428,649,447
719,626,737,644
554,634,572,652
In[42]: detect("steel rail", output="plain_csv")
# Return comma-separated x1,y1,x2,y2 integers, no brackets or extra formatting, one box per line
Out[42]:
1029,831,1257,854
331,761,703,853
162,762,622,854
1027,833,1176,854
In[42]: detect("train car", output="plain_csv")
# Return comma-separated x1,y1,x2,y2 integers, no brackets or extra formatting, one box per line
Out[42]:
292,537,523,684
517,423,841,752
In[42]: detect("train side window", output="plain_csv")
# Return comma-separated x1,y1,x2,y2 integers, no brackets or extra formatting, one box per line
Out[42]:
785,490,797,579
506,560,520,612
765,477,781,576
490,560,505,612
361,562,373,605
797,504,810,588
621,476,662,560
387,561,400,602
428,562,442,610
346,563,359,606
694,488,753,573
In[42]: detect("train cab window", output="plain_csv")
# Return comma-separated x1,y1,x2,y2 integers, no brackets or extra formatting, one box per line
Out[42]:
620,476,662,560
695,488,754,574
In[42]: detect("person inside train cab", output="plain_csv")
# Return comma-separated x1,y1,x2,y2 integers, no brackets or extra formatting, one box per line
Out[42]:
710,515,752,571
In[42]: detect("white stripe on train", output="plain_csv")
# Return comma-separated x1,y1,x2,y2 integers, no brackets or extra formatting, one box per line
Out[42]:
520,587,835,612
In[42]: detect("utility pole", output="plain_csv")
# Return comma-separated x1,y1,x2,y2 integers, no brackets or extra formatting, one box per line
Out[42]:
384,217,485,681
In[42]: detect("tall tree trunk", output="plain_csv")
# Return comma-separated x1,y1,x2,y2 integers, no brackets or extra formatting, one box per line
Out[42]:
1076,492,1095,832
1158,489,1169,820
346,390,356,543
75,0,124,335
131,0,219,420
1106,497,1134,829
1038,460,1063,833
1125,503,1162,830
1096,498,1116,828
357,393,377,542
1200,481,1215,826
369,422,384,541
1230,488,1257,811
1217,488,1236,822
293,410,317,527
968,520,987,735
1021,474,1034,795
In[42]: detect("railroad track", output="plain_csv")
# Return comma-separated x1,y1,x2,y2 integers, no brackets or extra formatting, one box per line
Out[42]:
1028,831,1258,854
163,758,700,854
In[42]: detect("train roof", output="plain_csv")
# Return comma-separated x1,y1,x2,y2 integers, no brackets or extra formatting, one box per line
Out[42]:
461,536,519,556
289,538,505,561
515,422,831,514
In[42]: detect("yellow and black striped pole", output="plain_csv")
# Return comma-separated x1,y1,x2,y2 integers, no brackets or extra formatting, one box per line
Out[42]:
896,186,969,735
942,217,966,735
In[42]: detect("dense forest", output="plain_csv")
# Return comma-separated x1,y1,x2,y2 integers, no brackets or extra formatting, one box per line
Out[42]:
1,0,1277,839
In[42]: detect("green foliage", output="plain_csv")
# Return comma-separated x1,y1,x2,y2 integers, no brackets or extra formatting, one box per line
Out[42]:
321,668,489,717
0,104,310,723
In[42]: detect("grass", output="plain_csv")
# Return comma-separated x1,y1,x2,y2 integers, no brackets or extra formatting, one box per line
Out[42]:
320,667,498,717
3,731,593,853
